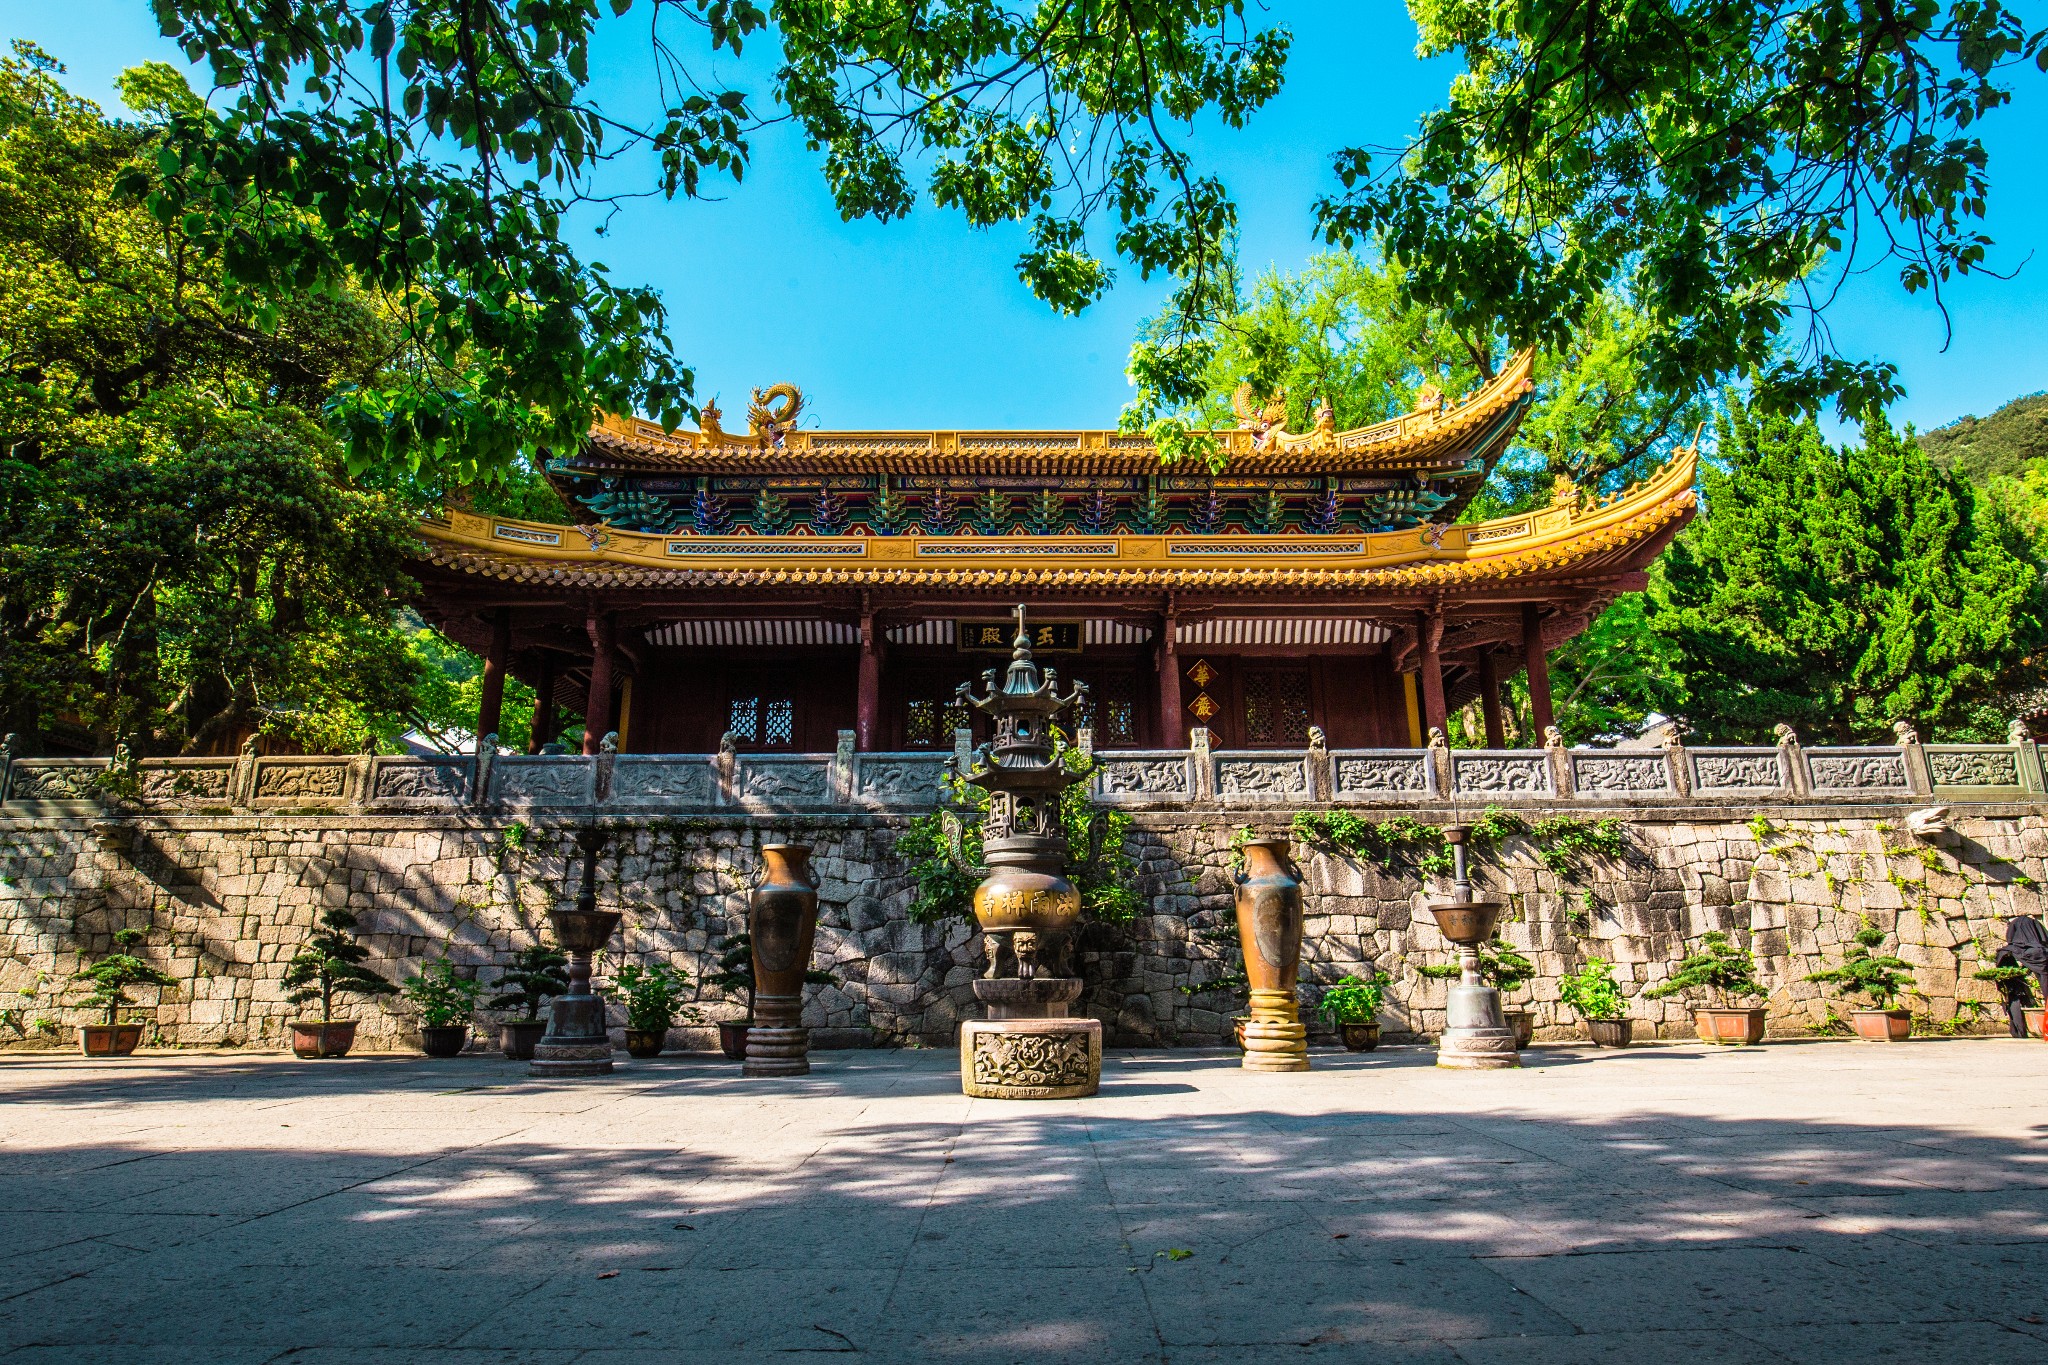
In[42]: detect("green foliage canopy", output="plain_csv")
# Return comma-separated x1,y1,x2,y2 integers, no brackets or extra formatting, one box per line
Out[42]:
1650,406,2046,743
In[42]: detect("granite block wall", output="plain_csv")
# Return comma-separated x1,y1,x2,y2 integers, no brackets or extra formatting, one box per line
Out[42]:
1,804,2040,1051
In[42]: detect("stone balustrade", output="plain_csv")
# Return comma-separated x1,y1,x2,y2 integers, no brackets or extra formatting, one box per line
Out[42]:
6,728,2043,817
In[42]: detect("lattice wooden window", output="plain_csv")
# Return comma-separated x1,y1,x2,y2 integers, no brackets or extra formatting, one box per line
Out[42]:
1244,668,1311,745
729,694,797,748
1078,673,1139,747
904,697,971,749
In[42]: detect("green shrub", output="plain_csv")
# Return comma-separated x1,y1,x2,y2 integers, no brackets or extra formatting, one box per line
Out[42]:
72,929,176,1025
1416,938,1535,994
283,909,398,1022
1559,957,1628,1021
1804,919,1917,1010
1643,931,1764,1009
403,958,484,1027
487,944,570,1021
1316,973,1385,1025
611,961,701,1033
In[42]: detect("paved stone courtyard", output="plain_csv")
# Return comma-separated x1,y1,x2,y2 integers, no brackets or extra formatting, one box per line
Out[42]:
0,1039,2044,1363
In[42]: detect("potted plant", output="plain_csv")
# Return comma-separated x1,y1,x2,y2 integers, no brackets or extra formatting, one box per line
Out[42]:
1418,938,1537,1047
1972,964,2043,1038
1644,931,1767,1044
1560,956,1633,1047
1805,919,1918,1042
72,929,176,1057
488,944,569,1059
611,960,701,1059
402,958,484,1057
706,932,839,1062
1316,973,1385,1051
282,908,398,1057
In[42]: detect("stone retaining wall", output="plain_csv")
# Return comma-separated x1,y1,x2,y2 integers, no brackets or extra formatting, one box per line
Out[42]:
3,797,2041,1051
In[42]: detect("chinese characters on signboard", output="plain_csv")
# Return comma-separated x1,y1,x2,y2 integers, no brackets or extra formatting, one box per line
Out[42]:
956,621,1082,652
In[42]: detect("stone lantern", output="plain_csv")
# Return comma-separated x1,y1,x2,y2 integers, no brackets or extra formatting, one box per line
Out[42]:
956,606,1101,1100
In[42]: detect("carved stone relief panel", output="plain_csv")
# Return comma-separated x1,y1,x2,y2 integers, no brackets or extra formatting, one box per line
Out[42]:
1450,752,1554,797
138,762,236,805
1331,753,1431,797
1571,753,1674,798
4,761,107,802
971,1029,1093,1089
490,758,595,807
1805,749,1910,792
1927,747,2022,788
1094,756,1193,799
1216,756,1313,798
1689,750,1786,792
854,757,950,808
737,759,833,810
253,761,350,801
370,760,468,803
609,758,717,806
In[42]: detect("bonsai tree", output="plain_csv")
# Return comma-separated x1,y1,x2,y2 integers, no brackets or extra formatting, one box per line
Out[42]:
611,961,703,1036
73,929,176,1025
1316,972,1385,1026
1805,919,1918,1011
402,959,485,1028
1560,957,1629,1022
488,944,570,1021
706,932,839,1021
1644,931,1765,1009
283,908,398,1022
1416,938,1535,995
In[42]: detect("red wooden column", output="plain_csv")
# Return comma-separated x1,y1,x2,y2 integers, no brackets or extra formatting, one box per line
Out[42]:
1478,649,1506,748
476,609,511,747
1522,602,1556,739
1417,609,1449,740
582,611,615,756
856,607,881,750
527,652,556,753
1156,605,1183,746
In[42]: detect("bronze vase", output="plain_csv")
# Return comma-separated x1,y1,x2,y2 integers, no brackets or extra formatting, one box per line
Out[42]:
744,843,820,1077
1235,837,1309,1072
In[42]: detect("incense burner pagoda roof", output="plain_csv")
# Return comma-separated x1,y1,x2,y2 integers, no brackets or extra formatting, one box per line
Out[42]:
576,350,1536,477
418,443,1695,596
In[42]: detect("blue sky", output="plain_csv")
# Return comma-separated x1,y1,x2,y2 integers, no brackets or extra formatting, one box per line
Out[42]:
11,3,2045,434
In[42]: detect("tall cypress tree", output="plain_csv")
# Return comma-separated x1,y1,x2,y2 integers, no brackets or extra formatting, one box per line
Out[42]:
1650,406,2046,743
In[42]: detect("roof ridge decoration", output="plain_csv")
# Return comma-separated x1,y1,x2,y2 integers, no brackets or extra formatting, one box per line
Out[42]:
419,442,1697,593
580,350,1537,476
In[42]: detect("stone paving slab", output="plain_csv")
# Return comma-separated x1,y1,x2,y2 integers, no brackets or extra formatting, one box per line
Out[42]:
0,1039,2045,1363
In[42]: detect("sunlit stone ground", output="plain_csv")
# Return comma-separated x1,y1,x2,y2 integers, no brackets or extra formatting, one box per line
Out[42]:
1,1038,2044,1363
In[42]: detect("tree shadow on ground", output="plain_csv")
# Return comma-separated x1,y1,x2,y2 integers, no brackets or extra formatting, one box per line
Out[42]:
0,1048,2045,1362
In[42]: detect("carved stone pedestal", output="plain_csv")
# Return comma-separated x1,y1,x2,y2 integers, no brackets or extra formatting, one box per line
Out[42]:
961,978,1101,1099
743,992,808,1077
1242,986,1310,1072
1437,982,1520,1070
531,992,616,1077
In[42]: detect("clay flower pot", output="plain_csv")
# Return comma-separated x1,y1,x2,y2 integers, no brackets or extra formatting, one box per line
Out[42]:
498,1019,547,1060
2023,1007,2045,1040
745,843,821,1077
1339,1022,1380,1052
1587,1018,1634,1048
719,1020,751,1060
419,1025,468,1058
1503,1010,1535,1049
78,1023,143,1057
291,1021,358,1058
1693,1007,1767,1046
1234,838,1308,1072
624,1028,666,1059
1851,1008,1913,1042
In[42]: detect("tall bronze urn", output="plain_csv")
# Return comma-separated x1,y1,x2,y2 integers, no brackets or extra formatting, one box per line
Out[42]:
1235,837,1308,1072
957,606,1103,1100
744,843,821,1078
